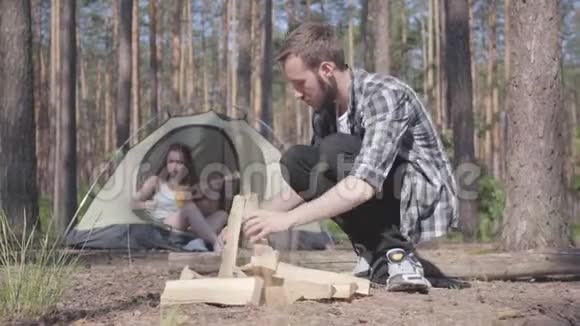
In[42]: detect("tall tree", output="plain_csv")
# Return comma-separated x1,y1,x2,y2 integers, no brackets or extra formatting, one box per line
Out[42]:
171,0,183,108
116,0,132,150
54,0,77,234
149,0,159,121
259,0,273,136
359,0,370,69
222,0,230,113
131,0,140,139
501,0,570,250
374,0,390,73
237,0,252,113
445,0,478,241
0,0,38,230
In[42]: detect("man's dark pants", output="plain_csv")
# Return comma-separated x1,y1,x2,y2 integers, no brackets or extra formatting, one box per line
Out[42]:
280,133,412,276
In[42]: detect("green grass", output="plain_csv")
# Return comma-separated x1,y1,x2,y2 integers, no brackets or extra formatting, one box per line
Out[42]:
322,219,349,243
0,211,79,322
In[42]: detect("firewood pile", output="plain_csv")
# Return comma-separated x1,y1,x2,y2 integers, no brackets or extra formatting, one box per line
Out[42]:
160,194,370,307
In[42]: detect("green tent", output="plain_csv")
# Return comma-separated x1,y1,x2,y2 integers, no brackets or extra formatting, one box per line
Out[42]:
66,110,332,251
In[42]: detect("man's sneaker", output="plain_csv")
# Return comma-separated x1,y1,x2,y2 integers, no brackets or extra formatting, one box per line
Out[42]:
352,255,370,277
385,248,431,293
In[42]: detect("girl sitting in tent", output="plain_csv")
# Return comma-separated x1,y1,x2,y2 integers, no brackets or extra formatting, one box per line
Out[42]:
130,142,228,252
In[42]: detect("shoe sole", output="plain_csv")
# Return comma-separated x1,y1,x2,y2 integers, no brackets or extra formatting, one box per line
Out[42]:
387,282,429,294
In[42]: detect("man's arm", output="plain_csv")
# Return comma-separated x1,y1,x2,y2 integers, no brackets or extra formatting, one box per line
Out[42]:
259,187,304,212
286,89,410,227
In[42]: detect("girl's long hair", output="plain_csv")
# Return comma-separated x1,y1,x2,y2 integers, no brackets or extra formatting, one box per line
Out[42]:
157,142,199,186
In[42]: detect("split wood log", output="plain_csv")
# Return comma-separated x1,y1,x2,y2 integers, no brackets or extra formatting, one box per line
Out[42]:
160,277,264,306
274,262,370,296
218,195,246,277
179,266,205,280
331,283,358,299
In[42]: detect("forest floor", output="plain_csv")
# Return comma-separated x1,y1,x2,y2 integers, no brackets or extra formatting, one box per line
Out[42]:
15,243,580,326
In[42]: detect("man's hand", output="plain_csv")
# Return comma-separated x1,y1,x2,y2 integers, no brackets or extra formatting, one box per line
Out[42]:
242,209,296,244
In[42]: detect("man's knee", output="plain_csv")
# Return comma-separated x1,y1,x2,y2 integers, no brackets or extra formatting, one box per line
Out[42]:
319,134,361,180
279,145,316,193
280,145,309,170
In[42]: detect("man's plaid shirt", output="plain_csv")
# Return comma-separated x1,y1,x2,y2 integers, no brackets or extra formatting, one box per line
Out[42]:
311,67,459,244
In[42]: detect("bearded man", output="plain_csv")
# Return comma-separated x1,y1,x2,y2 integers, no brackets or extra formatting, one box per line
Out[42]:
239,22,459,293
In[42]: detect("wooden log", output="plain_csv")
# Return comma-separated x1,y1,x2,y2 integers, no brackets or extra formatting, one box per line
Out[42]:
274,262,370,296
160,277,264,306
168,250,252,274
331,283,358,299
276,278,335,300
218,195,247,277
417,249,580,281
179,266,204,280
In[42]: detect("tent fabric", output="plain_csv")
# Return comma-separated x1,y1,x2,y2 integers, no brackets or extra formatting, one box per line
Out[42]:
66,110,332,251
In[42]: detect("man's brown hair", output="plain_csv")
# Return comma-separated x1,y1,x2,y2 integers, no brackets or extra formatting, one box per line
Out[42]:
275,22,347,71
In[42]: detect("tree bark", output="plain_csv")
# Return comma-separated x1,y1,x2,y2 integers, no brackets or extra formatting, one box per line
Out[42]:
347,0,354,68
131,0,140,141
501,0,570,251
171,0,183,108
373,0,390,74
359,0,369,69
230,0,238,116
260,0,273,137
149,0,159,121
222,0,230,113
0,0,38,230
54,0,77,234
237,0,252,114
427,0,435,117
116,0,132,150
437,0,448,130
185,0,195,110
445,0,478,242
50,0,60,201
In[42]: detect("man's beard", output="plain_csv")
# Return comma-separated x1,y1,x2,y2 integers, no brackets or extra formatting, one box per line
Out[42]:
315,74,338,114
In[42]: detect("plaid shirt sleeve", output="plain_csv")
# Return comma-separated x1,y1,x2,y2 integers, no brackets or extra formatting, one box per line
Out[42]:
349,88,410,192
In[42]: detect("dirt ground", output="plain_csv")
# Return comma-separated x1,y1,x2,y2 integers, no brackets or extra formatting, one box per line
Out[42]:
15,245,580,326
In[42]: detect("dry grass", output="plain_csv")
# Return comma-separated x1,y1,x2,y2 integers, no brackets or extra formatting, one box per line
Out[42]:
0,212,78,322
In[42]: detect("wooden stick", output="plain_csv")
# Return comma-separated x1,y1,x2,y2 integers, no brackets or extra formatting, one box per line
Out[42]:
160,277,264,306
218,195,246,277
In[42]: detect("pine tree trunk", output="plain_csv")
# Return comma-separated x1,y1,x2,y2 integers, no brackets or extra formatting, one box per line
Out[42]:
202,0,210,113
374,0,390,74
131,0,140,141
250,0,262,123
427,0,435,118
116,0,132,150
106,1,118,154
237,0,251,115
359,0,369,68
489,0,501,180
484,1,495,175
347,0,354,68
400,0,408,80
468,0,479,161
437,0,448,130
0,0,39,230
260,0,273,137
149,0,159,121
54,0,77,234
50,0,61,200
501,0,570,251
230,0,237,116
445,0,478,242
171,0,183,108
434,0,441,129
222,0,230,113
185,0,195,110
